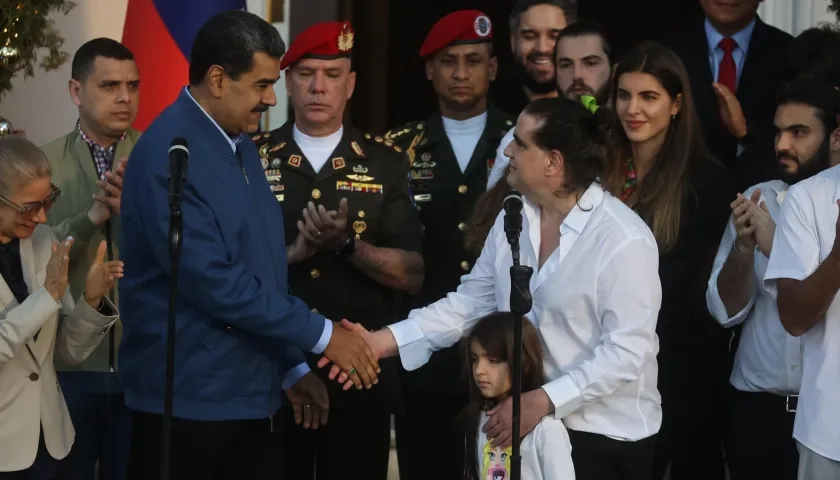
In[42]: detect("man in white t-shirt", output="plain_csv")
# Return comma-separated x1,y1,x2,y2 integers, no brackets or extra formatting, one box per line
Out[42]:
487,21,614,188
764,98,840,477
707,77,840,480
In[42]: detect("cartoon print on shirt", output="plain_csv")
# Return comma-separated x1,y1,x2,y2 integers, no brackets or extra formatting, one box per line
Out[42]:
481,440,511,480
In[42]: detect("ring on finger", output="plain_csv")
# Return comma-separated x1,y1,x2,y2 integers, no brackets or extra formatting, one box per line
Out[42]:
347,367,356,376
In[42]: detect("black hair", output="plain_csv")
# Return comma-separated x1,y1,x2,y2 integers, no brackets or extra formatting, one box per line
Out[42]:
188,10,286,86
553,20,614,64
521,96,612,195
777,75,840,137
71,38,135,82
509,0,579,32
783,24,840,86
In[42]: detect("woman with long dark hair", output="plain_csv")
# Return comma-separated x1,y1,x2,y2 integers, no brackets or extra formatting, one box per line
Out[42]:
605,41,736,480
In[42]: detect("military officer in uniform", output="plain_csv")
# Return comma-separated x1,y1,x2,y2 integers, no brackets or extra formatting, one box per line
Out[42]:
384,10,515,480
252,21,424,480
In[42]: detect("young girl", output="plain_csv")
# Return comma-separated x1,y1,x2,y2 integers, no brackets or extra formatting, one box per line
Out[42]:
462,312,576,480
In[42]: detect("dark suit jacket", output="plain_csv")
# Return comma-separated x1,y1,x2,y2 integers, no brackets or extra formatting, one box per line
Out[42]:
666,18,793,191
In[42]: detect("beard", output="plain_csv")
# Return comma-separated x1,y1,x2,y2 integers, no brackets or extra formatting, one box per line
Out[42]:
513,52,557,95
778,137,832,185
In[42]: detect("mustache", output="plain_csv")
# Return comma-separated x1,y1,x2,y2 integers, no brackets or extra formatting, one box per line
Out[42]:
777,152,800,164
568,80,593,93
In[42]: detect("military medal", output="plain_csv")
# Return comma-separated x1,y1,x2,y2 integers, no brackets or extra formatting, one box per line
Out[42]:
347,164,374,182
271,158,282,168
261,157,269,170
353,220,367,239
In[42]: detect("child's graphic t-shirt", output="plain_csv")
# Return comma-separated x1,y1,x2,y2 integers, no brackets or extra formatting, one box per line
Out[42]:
476,411,576,479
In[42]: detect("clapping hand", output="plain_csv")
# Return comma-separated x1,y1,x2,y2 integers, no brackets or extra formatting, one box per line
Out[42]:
713,83,747,140
83,240,124,309
745,189,775,257
731,191,758,255
285,371,330,429
298,198,349,250
45,237,73,301
93,156,127,215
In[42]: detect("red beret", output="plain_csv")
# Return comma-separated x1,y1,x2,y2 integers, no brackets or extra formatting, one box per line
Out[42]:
280,21,355,70
419,10,493,58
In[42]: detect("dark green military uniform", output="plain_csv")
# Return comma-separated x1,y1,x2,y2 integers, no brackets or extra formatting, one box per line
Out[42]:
252,121,423,479
386,104,514,392
384,104,514,480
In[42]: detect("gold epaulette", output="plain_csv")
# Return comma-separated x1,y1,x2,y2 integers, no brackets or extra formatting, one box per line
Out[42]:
363,132,404,154
385,121,425,143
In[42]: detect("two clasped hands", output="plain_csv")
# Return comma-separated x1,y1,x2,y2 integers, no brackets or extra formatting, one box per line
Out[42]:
88,156,128,224
731,188,775,256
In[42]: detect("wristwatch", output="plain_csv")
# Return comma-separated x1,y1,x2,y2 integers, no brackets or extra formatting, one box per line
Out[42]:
335,237,356,259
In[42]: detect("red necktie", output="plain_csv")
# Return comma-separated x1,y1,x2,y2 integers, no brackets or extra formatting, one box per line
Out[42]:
717,37,737,94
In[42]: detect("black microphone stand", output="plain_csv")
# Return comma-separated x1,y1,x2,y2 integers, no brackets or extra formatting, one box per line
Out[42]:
161,196,183,480
508,227,533,480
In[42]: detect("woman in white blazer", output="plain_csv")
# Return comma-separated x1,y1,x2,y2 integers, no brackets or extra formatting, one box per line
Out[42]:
0,136,123,479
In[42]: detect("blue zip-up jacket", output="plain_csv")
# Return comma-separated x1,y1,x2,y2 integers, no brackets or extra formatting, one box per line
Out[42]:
118,89,328,420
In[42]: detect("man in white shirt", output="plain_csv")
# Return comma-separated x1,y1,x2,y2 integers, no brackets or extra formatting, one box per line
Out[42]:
764,90,840,478
706,77,840,480
329,96,663,480
383,11,514,480
488,21,614,188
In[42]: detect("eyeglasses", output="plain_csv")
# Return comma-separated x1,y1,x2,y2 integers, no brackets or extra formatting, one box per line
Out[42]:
0,184,61,216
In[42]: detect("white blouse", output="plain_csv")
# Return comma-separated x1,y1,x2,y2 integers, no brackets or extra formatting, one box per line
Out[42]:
388,184,663,441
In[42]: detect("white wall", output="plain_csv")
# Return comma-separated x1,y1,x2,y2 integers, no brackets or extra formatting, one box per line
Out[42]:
759,0,836,35
0,0,289,146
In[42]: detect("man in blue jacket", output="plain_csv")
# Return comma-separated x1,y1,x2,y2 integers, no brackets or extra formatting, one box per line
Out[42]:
117,10,379,480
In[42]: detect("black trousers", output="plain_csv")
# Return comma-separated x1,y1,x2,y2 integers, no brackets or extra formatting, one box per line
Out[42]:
725,387,798,480
0,430,62,480
395,393,467,480
568,429,657,480
281,404,391,480
126,409,283,480
651,348,728,480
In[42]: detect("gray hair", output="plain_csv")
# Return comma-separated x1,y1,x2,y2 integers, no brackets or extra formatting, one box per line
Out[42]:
0,136,52,197
509,0,580,32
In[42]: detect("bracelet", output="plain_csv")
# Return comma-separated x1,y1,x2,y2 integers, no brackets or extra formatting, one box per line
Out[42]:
732,241,757,256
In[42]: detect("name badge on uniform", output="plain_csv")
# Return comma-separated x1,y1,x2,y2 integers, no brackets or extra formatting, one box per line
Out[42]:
336,181,383,194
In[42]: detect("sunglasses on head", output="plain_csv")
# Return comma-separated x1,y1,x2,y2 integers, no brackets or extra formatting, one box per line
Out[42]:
0,184,61,216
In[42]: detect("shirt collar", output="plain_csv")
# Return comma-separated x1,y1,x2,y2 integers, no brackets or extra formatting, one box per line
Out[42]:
76,120,125,150
184,86,244,153
705,17,756,53
523,182,606,235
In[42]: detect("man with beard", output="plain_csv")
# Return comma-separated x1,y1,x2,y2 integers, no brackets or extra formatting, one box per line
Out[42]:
705,76,840,480
488,21,613,188
383,10,514,480
489,0,577,117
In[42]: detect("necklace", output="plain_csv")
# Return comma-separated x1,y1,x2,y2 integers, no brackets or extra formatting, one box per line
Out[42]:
620,158,638,201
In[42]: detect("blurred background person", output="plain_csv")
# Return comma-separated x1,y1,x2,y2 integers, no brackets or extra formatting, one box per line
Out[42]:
42,37,140,480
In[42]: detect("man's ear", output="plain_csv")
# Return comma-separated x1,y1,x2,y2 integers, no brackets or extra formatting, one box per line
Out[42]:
69,79,82,107
425,58,434,81
206,65,226,98
830,121,840,153
489,56,499,82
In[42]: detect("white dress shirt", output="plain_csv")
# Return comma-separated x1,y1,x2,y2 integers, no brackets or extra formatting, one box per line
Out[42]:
388,184,663,441
706,180,802,395
476,412,575,479
487,128,514,189
442,112,487,173
764,165,840,461
704,17,755,89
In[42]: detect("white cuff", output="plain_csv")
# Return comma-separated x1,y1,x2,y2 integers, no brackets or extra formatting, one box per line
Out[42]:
281,362,311,389
542,375,583,420
706,269,755,328
387,320,431,371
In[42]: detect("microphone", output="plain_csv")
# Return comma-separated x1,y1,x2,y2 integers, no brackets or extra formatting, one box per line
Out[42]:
168,138,189,211
503,191,524,247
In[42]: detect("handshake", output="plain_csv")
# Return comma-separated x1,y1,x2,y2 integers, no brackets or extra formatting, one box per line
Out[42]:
318,319,386,390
